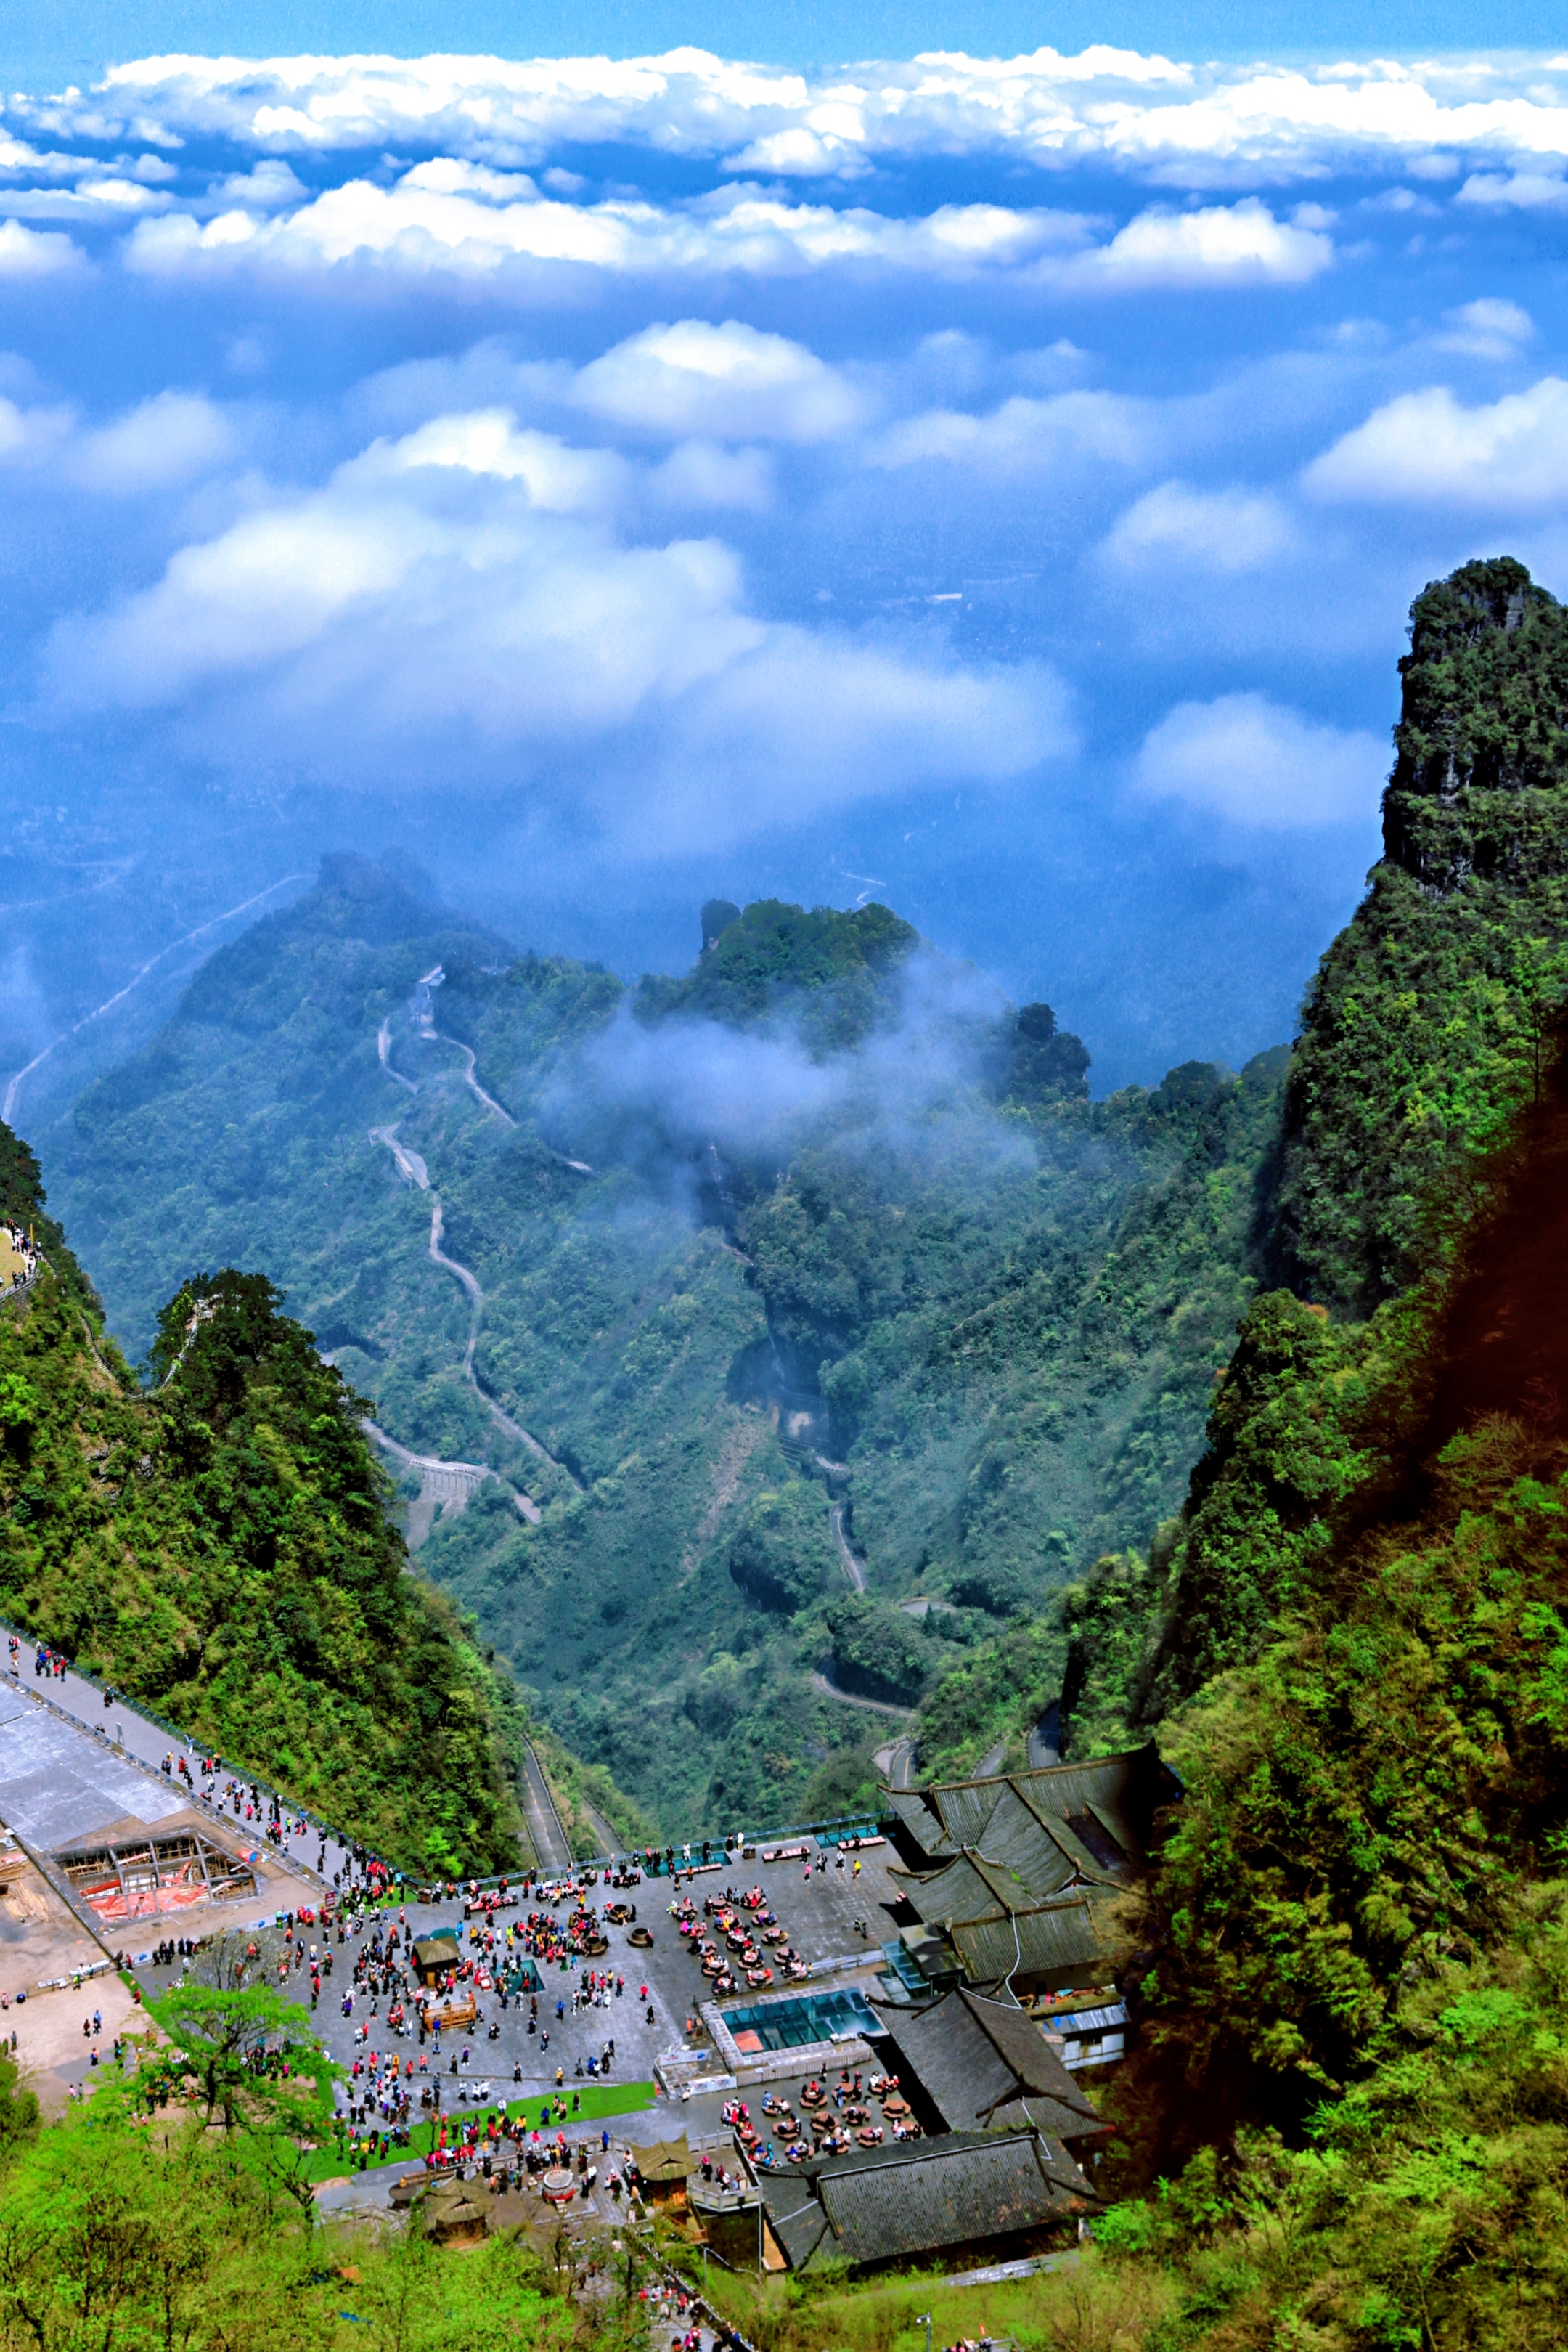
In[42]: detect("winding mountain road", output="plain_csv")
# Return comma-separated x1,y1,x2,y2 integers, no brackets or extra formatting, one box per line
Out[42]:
362,1418,540,1527
810,1667,916,1720
436,1031,517,1129
829,1500,867,1593
377,1016,416,1094
368,1126,428,1189
369,1028,582,1496
874,1735,920,1789
1026,1710,1062,1769
3,872,309,1125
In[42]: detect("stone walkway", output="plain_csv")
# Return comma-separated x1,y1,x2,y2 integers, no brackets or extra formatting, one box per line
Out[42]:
0,1635,343,1892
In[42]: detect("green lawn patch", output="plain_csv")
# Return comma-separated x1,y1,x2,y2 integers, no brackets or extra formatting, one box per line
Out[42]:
306,2078,655,2181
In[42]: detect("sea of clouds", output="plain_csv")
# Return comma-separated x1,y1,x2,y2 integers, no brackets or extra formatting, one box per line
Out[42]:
3,39,1568,1088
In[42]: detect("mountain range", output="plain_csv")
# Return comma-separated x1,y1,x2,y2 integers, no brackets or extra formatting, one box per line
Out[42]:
7,553,1568,2339
37,867,1287,1835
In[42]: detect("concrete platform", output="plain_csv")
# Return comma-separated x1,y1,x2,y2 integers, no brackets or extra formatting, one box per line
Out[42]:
0,1687,189,1851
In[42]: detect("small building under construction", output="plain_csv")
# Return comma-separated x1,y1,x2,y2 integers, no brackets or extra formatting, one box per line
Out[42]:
53,1822,258,1924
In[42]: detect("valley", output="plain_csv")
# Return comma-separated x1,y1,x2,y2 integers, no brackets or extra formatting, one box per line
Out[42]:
38,878,1288,1840
0,556,1566,2343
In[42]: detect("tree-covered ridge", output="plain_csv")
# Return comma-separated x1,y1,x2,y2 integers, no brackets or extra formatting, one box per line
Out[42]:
1384,553,1568,891
1274,558,1568,1315
633,897,920,1051
979,558,1568,2340
0,1232,525,1874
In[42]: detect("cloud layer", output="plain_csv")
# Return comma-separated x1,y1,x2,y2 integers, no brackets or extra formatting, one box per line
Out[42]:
1,27,1566,1094
1133,694,1388,828
17,47,1568,186
44,407,1071,848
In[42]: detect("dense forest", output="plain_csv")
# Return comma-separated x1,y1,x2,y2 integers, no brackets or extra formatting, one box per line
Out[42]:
1014,558,1568,2343
0,1128,524,1875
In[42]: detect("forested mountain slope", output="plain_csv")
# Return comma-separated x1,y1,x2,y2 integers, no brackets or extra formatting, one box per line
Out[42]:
1036,564,1568,2343
0,1131,523,1875
39,868,1289,1835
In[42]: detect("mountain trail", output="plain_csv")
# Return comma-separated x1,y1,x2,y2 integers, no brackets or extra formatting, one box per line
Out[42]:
519,1743,573,1873
580,1799,621,1857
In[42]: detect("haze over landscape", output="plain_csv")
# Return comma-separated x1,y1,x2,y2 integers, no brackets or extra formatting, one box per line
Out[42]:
2,7,1568,2344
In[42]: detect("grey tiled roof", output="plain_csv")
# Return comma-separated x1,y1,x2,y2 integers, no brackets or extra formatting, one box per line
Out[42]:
886,1789,957,1857
759,2170,832,2269
883,1744,1171,1903
948,1897,1106,1985
896,1852,1035,1928
886,1989,1105,2142
931,1777,1008,1850
772,2131,1093,2268
989,2091,1115,2145
1008,1752,1158,1864
889,1995,1021,2131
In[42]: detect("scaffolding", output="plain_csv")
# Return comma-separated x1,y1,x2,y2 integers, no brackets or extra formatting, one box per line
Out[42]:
53,1827,258,1923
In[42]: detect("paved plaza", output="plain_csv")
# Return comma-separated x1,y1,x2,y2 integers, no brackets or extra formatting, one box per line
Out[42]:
137,1836,911,2115
0,1632,918,2144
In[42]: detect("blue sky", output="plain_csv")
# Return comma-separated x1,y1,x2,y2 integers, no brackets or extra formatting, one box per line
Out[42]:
3,10,1568,1102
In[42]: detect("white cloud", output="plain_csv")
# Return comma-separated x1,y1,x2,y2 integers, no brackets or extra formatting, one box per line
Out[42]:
0,176,172,219
571,319,862,442
868,388,1156,473
650,439,773,510
43,411,1070,850
1305,377,1568,507
723,126,862,178
366,409,628,510
632,636,1071,854
0,394,72,463
0,219,81,275
123,176,1099,285
0,134,91,183
205,158,308,211
1103,480,1295,571
1133,692,1385,827
21,46,1568,188
1435,296,1535,357
68,390,239,493
1060,197,1331,287
1457,168,1568,208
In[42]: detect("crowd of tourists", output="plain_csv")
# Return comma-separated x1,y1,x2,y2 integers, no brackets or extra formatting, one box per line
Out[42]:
0,1223,36,1299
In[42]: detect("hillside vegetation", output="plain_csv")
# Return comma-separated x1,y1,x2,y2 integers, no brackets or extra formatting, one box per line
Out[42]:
41,868,1289,1834
0,1138,525,1875
995,558,1568,2345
